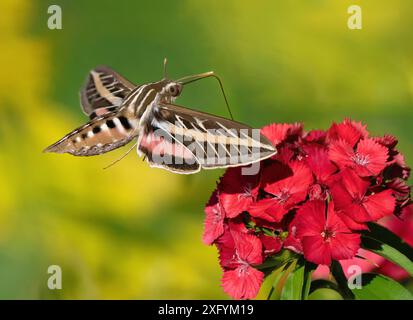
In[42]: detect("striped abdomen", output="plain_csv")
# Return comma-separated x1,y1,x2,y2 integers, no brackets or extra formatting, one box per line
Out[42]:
44,111,138,156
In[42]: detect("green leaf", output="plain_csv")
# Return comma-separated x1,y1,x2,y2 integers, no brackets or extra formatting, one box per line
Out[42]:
257,249,297,273
280,260,305,300
361,235,413,277
310,279,340,294
267,265,288,300
352,273,413,300
308,288,343,300
267,261,296,300
330,260,355,299
365,222,413,261
302,261,317,300
280,257,317,300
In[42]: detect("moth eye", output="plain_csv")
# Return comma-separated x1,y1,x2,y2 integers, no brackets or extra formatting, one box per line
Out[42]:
168,85,180,96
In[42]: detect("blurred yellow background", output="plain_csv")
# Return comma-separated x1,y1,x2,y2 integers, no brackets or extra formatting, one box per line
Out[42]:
0,0,412,299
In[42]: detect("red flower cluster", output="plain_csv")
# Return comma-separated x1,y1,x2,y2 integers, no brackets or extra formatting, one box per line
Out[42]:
203,119,411,300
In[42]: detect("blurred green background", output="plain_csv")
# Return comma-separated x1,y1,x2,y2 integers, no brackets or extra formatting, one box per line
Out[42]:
0,0,412,299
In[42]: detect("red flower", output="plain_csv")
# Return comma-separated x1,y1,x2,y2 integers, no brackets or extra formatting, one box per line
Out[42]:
249,161,313,222
329,138,388,177
330,169,395,223
327,119,368,147
261,123,303,146
219,231,264,300
315,204,413,281
218,167,260,218
204,120,411,300
293,200,361,265
203,191,225,245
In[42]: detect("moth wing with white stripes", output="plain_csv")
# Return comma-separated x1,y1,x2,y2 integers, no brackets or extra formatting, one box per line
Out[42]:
138,125,201,174
80,66,136,119
43,109,138,156
137,102,277,173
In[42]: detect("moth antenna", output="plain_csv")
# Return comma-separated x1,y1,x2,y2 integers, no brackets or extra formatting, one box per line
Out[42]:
163,57,168,79
177,71,234,120
103,140,138,170
212,73,233,120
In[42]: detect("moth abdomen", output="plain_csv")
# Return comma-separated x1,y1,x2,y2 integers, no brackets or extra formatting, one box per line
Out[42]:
43,112,138,156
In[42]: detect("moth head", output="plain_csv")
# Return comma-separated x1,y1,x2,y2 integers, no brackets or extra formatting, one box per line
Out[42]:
164,82,183,98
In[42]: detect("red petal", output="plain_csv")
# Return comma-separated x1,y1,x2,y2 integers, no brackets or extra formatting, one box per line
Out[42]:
329,170,372,223
362,189,396,221
386,178,410,201
220,193,253,218
294,200,325,238
329,169,369,201
218,167,260,218
232,231,263,265
260,123,303,146
248,198,287,222
355,139,388,177
340,169,370,197
283,232,303,254
203,191,225,245
330,232,361,261
261,161,293,190
303,130,327,144
283,215,303,253
304,144,337,182
216,229,237,269
259,234,283,255
328,120,364,147
286,161,314,195
328,139,355,170
228,217,250,233
344,203,372,223
337,211,369,230
373,135,398,149
348,119,369,138
274,145,295,164
221,266,264,300
325,201,352,234
302,235,332,265
263,161,313,208
386,152,411,180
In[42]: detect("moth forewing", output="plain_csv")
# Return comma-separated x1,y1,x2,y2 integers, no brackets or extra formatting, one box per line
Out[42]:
149,103,276,171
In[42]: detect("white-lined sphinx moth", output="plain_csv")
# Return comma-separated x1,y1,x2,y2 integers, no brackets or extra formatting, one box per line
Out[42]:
44,61,277,174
